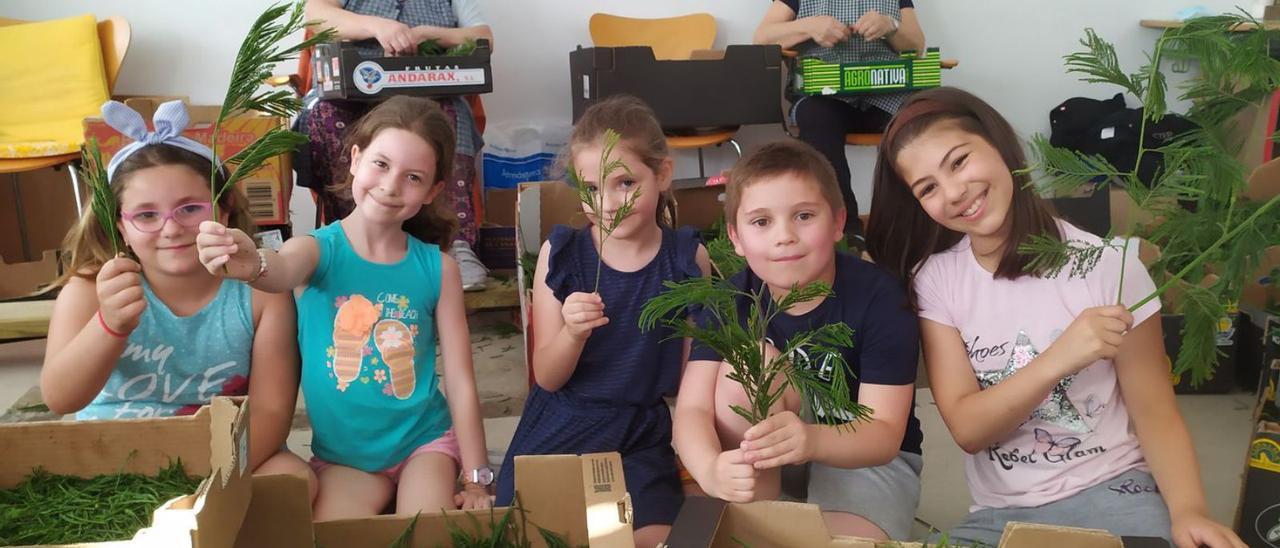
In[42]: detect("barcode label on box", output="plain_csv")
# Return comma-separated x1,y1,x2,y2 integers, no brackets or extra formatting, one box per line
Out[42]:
242,180,280,223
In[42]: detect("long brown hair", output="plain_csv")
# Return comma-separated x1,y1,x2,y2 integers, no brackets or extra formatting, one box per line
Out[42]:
53,144,255,287
865,87,1061,307
330,95,458,248
565,95,677,228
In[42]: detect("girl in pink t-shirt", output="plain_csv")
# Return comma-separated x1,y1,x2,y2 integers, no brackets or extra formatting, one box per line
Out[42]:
864,87,1244,548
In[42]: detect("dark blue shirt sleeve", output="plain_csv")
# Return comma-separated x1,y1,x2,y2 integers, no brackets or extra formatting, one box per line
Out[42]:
854,275,920,386
688,297,726,363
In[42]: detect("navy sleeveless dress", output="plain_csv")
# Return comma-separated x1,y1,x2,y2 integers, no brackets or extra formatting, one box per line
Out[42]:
495,225,702,527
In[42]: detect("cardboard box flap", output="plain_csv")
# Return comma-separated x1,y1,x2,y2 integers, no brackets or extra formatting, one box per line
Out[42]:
665,498,900,548
515,452,633,547
997,522,1122,548
0,407,215,487
234,474,314,548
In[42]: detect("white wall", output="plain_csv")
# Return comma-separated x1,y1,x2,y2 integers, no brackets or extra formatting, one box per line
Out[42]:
3,0,1250,226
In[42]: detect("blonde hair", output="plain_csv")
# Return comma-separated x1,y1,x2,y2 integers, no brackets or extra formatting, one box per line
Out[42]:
566,95,676,228
328,96,458,248
52,144,255,287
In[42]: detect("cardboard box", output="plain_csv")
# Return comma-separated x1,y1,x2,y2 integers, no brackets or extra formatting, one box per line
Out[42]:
0,165,82,266
313,40,493,101
477,188,519,269
234,452,633,548
83,97,292,226
664,497,1168,547
0,397,251,547
0,250,59,301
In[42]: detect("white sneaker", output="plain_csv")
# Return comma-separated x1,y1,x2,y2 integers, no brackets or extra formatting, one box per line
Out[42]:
450,240,489,292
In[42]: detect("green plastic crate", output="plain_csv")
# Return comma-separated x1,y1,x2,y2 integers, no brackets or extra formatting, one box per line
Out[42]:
795,47,941,96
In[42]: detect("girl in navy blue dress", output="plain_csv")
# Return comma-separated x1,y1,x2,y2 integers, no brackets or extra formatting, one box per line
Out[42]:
495,95,710,547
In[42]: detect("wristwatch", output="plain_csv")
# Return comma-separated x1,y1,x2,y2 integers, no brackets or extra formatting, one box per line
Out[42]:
884,15,900,39
468,466,495,486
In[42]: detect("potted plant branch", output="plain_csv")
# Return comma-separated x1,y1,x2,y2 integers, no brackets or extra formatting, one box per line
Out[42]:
1023,13,1280,385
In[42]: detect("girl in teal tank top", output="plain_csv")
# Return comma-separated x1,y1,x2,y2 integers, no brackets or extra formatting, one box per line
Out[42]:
42,100,311,483
197,96,492,520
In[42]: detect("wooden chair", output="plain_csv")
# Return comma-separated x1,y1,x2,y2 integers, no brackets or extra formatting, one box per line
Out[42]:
0,16,131,217
588,13,741,178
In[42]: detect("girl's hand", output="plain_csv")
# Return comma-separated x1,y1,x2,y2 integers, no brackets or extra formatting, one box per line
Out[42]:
196,221,259,280
707,448,758,503
561,292,608,340
455,484,492,510
96,256,146,336
1171,510,1246,548
807,15,851,48
851,10,896,41
1043,305,1133,377
368,17,417,55
741,411,815,469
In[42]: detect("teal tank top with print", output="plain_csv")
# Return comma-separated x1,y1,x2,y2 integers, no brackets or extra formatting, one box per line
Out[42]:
78,279,254,420
297,222,452,472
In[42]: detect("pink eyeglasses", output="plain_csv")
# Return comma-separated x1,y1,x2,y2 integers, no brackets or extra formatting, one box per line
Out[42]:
119,202,213,233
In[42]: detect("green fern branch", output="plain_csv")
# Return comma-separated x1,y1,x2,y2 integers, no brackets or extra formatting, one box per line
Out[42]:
1024,14,1280,384
567,128,643,293
640,277,867,427
210,0,336,216
82,138,122,255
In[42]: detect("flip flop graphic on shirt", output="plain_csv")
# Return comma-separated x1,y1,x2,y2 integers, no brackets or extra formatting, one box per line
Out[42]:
374,319,416,399
332,295,381,385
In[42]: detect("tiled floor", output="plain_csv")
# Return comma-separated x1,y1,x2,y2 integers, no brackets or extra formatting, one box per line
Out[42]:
0,336,1257,539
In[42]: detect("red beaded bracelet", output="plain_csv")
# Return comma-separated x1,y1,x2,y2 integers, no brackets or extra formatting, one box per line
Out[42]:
97,310,128,339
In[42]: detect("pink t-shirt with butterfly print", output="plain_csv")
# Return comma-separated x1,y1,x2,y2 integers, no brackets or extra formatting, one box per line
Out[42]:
915,221,1162,511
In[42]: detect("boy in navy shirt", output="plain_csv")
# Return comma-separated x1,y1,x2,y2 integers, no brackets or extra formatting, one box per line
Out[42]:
674,140,923,541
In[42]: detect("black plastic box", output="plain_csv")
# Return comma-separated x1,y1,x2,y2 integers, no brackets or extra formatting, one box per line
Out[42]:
314,40,493,101
569,45,784,131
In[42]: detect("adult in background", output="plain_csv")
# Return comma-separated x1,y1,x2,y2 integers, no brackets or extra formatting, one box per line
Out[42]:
754,0,925,250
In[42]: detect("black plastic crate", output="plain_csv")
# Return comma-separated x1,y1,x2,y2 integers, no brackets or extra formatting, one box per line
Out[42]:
570,45,783,131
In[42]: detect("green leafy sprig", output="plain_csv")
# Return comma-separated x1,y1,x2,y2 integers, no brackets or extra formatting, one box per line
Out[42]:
210,1,336,217
82,137,123,255
1020,13,1280,384
0,460,203,545
640,277,868,427
567,128,643,293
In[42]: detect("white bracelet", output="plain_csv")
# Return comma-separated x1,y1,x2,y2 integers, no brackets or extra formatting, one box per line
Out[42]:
246,249,268,283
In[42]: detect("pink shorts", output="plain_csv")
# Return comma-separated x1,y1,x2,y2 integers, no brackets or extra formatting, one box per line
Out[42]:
309,428,461,484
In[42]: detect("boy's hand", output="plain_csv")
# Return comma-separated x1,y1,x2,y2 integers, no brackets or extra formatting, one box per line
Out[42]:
707,448,758,503
561,292,608,340
196,221,259,280
96,256,146,336
741,411,815,469
455,483,492,510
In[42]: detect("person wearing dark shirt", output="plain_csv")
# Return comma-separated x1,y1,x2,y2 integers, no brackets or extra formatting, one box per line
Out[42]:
674,140,923,541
